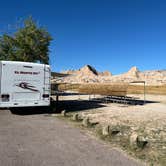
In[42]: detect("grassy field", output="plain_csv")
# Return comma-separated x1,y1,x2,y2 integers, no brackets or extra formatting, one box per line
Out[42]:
127,85,166,95
78,83,128,96
52,83,166,95
51,83,80,92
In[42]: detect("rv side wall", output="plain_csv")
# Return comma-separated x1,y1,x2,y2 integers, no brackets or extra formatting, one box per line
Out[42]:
0,61,50,107
0,62,2,95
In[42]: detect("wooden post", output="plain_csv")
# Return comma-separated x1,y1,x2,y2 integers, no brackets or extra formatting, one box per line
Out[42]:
144,82,146,104
89,95,91,101
55,94,59,111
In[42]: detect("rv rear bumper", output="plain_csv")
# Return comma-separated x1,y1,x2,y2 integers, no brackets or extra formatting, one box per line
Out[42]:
0,101,50,108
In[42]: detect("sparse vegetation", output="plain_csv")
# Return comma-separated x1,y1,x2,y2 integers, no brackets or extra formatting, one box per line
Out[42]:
52,83,166,95
78,83,128,96
56,111,166,165
127,85,166,95
51,83,80,92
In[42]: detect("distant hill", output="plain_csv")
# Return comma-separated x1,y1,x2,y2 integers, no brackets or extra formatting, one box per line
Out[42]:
52,65,166,85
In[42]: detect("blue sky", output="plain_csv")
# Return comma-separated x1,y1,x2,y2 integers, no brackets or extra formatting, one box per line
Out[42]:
0,0,165,74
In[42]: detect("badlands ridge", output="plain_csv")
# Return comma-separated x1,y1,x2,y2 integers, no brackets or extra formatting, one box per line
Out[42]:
54,65,166,85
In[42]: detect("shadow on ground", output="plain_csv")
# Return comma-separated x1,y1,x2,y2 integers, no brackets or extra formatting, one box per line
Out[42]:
10,99,106,115
54,100,106,113
10,106,53,115
9,94,159,115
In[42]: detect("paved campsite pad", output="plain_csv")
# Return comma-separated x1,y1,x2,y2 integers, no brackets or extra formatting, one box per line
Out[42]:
0,109,142,166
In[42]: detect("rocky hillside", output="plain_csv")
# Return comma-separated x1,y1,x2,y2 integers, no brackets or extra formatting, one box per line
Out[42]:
111,67,166,85
60,65,112,83
52,65,166,85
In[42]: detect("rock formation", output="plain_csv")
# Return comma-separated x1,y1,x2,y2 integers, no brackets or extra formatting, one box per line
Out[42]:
52,65,166,85
124,66,140,78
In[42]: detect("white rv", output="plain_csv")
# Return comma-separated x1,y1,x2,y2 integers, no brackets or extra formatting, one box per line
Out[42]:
0,61,50,107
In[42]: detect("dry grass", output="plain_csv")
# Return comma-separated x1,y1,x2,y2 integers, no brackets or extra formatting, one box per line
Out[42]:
51,83,166,95
78,83,128,96
51,83,80,91
127,85,166,95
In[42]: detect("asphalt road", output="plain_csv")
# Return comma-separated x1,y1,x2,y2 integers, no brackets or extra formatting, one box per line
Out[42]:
0,109,143,166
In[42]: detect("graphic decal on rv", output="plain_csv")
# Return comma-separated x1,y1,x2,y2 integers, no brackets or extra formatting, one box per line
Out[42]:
16,82,39,92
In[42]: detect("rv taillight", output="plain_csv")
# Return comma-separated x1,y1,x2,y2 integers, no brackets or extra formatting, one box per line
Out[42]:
1,94,10,102
42,94,49,98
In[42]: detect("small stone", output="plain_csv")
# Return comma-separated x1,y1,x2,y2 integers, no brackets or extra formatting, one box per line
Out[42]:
82,117,90,127
110,126,121,135
102,125,110,136
72,113,79,121
136,136,148,148
130,132,138,146
51,114,57,117
61,110,66,117
162,146,166,149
